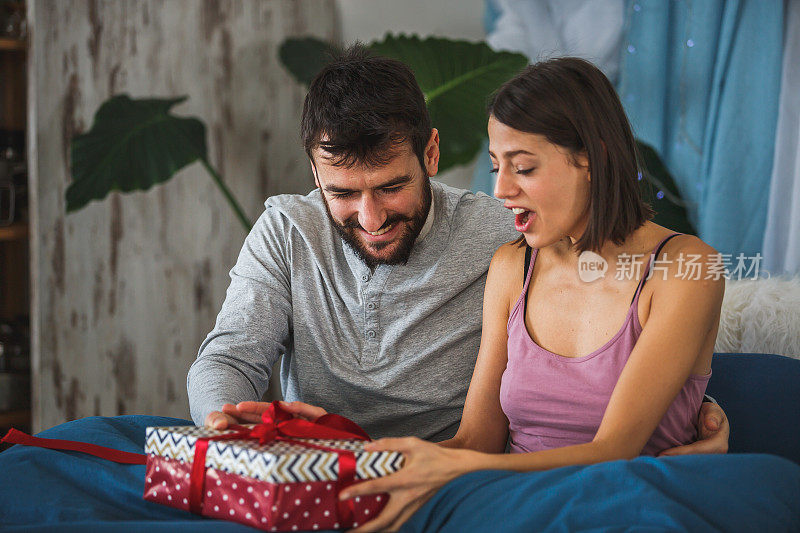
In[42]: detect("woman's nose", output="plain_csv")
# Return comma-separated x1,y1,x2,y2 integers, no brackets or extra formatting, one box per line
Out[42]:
493,167,517,200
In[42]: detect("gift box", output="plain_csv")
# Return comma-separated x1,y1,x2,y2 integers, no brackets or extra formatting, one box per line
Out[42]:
143,402,403,531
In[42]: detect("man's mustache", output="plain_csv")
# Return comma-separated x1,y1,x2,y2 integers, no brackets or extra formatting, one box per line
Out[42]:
340,214,410,231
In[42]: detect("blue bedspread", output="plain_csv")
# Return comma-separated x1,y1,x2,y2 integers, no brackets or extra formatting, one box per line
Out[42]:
1,415,798,532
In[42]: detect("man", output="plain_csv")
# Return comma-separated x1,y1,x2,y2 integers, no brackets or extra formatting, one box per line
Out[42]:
187,45,728,451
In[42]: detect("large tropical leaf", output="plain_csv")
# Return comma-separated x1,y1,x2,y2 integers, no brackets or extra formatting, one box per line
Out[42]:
67,95,206,212
278,37,340,87
279,34,528,172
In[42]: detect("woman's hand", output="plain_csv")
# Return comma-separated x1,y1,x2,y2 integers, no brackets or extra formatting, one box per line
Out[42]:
340,437,471,532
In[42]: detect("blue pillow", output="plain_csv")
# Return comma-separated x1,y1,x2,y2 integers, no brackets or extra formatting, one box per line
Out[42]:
707,353,800,464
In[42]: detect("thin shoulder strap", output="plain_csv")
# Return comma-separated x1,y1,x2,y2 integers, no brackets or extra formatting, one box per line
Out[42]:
630,233,683,305
523,245,533,320
523,245,532,282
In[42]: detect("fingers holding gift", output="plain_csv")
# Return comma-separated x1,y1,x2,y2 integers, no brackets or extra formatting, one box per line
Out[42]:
341,471,408,501
342,437,469,531
363,436,425,455
348,485,434,532
277,400,329,421
204,409,239,429
220,403,262,424
226,401,273,423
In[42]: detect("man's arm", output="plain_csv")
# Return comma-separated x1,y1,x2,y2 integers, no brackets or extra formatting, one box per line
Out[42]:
187,207,293,426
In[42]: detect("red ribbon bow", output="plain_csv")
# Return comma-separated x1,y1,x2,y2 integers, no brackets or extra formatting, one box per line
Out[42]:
189,401,371,524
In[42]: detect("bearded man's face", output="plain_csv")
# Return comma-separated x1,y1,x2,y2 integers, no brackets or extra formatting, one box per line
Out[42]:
313,140,436,269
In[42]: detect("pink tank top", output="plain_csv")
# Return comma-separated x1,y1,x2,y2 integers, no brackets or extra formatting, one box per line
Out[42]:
499,233,711,456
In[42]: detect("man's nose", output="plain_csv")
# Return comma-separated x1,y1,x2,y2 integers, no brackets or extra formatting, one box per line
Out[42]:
493,167,517,200
357,194,386,232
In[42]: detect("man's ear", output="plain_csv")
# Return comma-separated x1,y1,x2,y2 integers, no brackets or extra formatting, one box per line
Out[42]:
424,128,440,178
310,159,321,189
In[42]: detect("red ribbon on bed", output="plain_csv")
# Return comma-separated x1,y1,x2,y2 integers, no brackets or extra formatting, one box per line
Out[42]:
188,401,371,523
0,427,148,464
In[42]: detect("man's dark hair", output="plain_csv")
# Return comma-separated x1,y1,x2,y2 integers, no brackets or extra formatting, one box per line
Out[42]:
301,44,432,172
489,57,654,254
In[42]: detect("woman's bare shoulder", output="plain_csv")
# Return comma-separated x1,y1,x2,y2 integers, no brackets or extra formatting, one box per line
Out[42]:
490,240,527,274
486,240,528,304
652,231,725,297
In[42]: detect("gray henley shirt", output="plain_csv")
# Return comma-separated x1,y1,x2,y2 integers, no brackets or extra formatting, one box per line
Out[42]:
187,180,517,441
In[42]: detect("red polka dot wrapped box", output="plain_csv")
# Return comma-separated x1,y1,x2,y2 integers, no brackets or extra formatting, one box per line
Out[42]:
143,425,403,531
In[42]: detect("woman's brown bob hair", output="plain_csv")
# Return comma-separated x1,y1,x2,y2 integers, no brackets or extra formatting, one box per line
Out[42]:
488,57,653,254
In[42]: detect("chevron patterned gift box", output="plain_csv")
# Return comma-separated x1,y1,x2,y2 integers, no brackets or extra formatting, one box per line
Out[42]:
143,424,403,531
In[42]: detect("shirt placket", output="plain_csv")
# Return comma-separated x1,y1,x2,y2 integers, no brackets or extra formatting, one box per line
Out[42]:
360,266,389,365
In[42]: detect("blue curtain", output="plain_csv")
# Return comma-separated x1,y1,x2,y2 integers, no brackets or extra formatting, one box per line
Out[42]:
618,0,783,256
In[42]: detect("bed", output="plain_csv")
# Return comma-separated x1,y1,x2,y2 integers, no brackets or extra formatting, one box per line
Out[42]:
1,352,799,532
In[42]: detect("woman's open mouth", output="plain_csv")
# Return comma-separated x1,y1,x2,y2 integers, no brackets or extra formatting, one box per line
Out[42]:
512,207,536,232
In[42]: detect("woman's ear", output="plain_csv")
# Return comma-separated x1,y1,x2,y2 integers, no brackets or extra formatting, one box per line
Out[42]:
575,150,590,180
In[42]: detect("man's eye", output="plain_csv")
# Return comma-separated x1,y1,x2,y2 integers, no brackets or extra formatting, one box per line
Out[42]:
381,186,402,194
332,192,354,199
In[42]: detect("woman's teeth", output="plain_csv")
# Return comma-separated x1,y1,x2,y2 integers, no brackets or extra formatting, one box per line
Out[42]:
367,223,394,236
511,207,526,215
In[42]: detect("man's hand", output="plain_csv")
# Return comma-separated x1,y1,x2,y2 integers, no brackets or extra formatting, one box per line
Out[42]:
203,400,328,429
658,401,730,456
203,403,255,429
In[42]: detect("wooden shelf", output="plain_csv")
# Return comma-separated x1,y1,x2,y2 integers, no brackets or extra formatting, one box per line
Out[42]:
0,222,27,242
0,409,29,429
0,38,25,52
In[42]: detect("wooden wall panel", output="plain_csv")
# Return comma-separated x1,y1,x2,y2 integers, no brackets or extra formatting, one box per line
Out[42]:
28,0,338,430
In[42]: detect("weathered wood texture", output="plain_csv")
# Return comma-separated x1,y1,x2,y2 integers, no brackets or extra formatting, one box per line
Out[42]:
28,0,337,431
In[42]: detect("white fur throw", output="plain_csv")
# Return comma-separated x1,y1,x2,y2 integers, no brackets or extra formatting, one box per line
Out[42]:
714,276,800,358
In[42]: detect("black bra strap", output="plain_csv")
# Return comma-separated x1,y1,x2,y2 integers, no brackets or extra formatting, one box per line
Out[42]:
523,245,532,320
523,245,532,282
630,233,683,304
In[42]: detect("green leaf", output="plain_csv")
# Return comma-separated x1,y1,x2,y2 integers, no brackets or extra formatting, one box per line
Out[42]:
277,34,529,173
67,94,207,212
279,37,340,86
370,35,528,172
636,140,696,235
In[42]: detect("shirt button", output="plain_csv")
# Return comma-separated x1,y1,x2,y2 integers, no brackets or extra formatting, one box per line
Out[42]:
367,330,376,339
367,303,376,310
361,274,370,282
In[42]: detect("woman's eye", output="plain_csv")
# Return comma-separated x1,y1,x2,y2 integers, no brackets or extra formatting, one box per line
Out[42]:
516,168,535,175
489,168,499,174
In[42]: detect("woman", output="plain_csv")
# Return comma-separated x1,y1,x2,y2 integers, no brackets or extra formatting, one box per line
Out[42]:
339,57,725,532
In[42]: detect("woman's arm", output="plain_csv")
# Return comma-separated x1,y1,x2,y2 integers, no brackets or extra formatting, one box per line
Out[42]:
438,242,521,453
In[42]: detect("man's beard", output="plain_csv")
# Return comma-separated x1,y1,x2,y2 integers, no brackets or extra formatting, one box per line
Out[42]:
323,182,432,270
